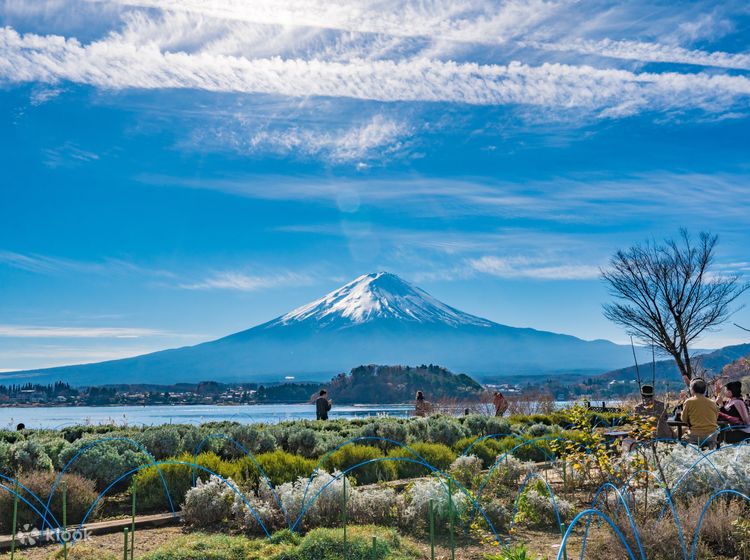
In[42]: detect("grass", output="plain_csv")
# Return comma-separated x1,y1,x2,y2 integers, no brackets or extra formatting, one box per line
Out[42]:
139,526,422,560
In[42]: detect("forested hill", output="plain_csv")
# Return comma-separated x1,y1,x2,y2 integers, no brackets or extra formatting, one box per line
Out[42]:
598,343,750,384
323,364,484,404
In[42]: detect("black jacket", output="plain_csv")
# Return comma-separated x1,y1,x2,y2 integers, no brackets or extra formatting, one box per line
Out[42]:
316,397,331,420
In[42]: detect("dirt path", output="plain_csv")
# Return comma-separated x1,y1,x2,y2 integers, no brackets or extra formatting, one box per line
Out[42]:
1,526,183,559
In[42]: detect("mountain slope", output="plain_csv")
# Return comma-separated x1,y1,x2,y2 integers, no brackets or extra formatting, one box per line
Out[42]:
4,272,654,385
598,343,750,384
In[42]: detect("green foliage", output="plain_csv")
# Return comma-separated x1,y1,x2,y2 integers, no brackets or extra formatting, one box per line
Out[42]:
10,439,53,473
285,526,411,560
139,533,259,560
426,416,468,446
452,437,505,468
323,444,397,484
140,526,420,560
495,436,552,463
388,442,456,479
240,450,316,488
58,437,151,490
483,417,512,437
136,426,183,460
0,470,99,533
133,452,241,513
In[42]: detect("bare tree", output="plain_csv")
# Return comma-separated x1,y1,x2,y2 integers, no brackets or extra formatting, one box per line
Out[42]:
601,230,748,385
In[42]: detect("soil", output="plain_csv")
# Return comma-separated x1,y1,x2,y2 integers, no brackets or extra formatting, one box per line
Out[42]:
1,525,184,559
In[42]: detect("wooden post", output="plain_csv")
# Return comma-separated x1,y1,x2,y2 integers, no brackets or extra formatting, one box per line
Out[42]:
428,498,435,560
123,527,129,560
448,479,455,560
10,480,19,560
62,481,68,560
131,484,136,560
342,476,347,560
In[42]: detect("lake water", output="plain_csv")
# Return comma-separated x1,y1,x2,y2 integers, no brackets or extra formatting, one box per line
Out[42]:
0,404,415,430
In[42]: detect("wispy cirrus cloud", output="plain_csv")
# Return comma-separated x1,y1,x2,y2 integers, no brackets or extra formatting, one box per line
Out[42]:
194,114,411,163
139,171,750,224
1,27,749,118
180,270,318,292
528,38,750,71
0,250,175,278
468,255,601,280
0,325,171,338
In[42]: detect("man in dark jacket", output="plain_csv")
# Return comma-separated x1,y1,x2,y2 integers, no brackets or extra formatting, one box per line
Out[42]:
316,389,332,420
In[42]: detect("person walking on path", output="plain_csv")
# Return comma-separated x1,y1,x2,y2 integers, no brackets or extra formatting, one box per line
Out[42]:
316,389,332,421
493,391,508,417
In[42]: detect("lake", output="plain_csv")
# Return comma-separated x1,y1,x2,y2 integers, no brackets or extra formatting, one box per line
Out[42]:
0,403,416,430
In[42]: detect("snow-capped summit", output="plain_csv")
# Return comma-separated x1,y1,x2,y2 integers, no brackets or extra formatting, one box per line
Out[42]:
271,272,495,329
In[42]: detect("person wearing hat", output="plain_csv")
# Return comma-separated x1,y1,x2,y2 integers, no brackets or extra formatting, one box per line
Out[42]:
634,384,673,440
716,380,750,444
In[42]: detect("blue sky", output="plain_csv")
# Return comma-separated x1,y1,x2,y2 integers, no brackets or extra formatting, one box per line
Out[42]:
1,0,749,372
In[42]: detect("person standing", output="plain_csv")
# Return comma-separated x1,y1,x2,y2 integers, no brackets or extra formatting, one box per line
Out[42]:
415,391,430,417
316,389,332,421
493,391,508,417
681,378,719,447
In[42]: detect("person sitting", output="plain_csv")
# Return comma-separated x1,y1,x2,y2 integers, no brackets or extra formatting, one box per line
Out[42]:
634,385,674,440
414,391,431,417
681,378,719,447
716,381,750,444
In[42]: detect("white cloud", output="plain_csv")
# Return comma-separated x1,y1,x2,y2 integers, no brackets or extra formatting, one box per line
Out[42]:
0,250,175,278
529,38,750,71
0,325,169,338
229,115,409,162
96,0,567,47
139,171,750,225
468,255,601,280
180,270,316,291
1,27,749,117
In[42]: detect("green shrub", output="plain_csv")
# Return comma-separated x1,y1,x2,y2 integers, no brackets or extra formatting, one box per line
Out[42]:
0,470,99,533
133,452,241,513
323,444,397,485
0,440,12,475
495,436,552,463
484,417,512,437
388,442,456,479
452,437,506,468
281,526,417,560
462,414,489,436
58,437,151,490
427,416,468,446
10,439,53,473
239,450,316,488
136,426,183,460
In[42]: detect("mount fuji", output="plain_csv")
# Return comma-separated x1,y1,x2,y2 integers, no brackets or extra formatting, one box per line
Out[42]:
8,272,649,385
